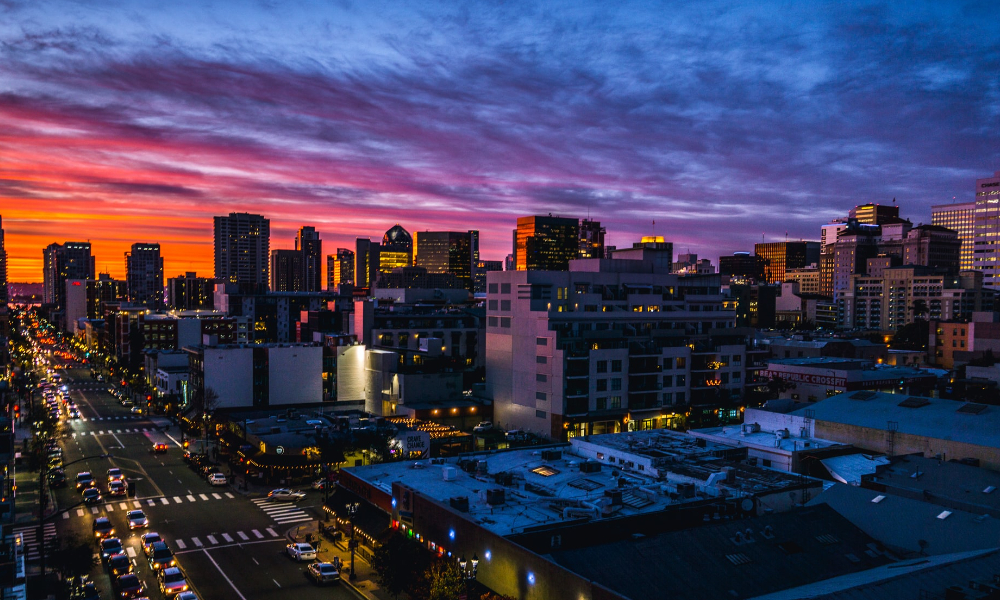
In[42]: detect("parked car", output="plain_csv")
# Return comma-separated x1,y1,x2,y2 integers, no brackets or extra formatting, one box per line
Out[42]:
47,469,67,488
207,473,227,486
175,592,199,600
268,489,306,502
286,543,316,562
306,562,341,584
473,420,494,433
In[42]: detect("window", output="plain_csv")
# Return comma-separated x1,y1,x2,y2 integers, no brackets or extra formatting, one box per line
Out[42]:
762,459,772,468
501,283,511,294
535,392,547,401
676,392,685,403
733,355,741,365
488,317,498,327
733,372,741,382
488,283,498,294
536,337,548,346
531,465,559,477
596,379,608,391
676,375,686,386
501,300,511,311
596,360,608,373
609,396,621,409
596,397,606,410
536,374,547,382
676,357,686,368
536,356,548,364
488,300,498,310
611,378,622,391
662,375,672,387
721,373,729,384
611,360,622,372
535,410,547,418
663,392,672,403
500,317,511,328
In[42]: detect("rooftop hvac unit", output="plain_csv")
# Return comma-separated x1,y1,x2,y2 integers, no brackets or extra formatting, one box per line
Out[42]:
579,461,601,473
449,496,469,512
486,489,506,505
677,483,696,498
541,450,562,461
604,489,623,506
442,467,457,481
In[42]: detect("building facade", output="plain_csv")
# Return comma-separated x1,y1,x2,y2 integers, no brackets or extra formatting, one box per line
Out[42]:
973,171,1000,288
125,242,164,309
754,241,817,285
186,342,323,409
167,272,215,310
270,249,303,292
380,225,413,273
514,215,579,271
213,212,270,292
328,248,355,289
296,226,322,292
43,241,95,308
414,231,475,292
578,219,605,259
932,201,975,272
355,238,380,290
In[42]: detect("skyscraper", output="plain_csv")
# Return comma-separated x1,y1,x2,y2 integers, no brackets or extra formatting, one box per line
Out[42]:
514,216,579,271
43,241,95,308
125,243,164,309
578,219,606,259
849,202,900,225
414,231,474,291
270,249,303,292
355,238,380,289
380,225,413,273
932,201,976,272
0,216,7,306
296,226,322,292
973,171,1000,288
328,249,355,290
753,242,816,284
167,272,215,310
213,213,270,292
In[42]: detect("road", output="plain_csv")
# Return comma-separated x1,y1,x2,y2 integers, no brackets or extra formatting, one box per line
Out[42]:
40,361,362,600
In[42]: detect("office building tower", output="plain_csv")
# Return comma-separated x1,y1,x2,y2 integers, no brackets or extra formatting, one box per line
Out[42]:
380,225,413,273
849,202,900,225
270,249,303,292
754,242,818,284
514,215,579,271
328,249,355,289
355,238,380,289
296,226,322,292
473,260,503,294
0,216,6,306
719,253,766,282
43,241,95,308
932,201,975,272
974,171,1000,288
902,225,960,272
125,243,164,309
578,219,606,259
213,212,270,293
504,254,515,272
414,231,474,291
167,272,216,310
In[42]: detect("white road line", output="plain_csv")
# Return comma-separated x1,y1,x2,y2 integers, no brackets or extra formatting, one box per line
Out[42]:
207,535,218,545
97,430,104,435
119,502,127,510
116,429,122,433
160,498,170,505
77,508,84,517
224,492,234,498
106,504,114,512
274,516,313,524
173,497,183,504
236,531,249,541
221,533,233,543
273,579,281,588
211,493,222,499
201,548,248,600
148,499,156,506
126,547,137,558
175,539,187,549
186,495,196,502
192,537,203,547
199,494,209,501
91,507,99,514
266,528,278,537
133,500,141,508
252,530,263,539
61,511,69,519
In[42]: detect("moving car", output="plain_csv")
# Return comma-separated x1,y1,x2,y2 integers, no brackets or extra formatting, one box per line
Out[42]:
75,472,94,490
47,469,67,488
114,573,144,599
306,562,341,584
207,473,227,486
151,443,168,454
107,553,133,577
140,532,162,556
268,489,306,502
158,567,189,597
92,517,114,539
286,542,316,562
108,480,127,496
175,593,199,600
99,537,124,563
148,542,176,570
310,479,330,490
82,487,102,504
107,467,124,482
127,510,148,529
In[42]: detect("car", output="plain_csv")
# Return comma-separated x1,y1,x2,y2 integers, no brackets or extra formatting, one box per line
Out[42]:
175,593,199,600
127,510,148,529
158,567,189,597
82,487,102,504
68,408,81,419
207,473,227,486
48,469,67,488
140,532,162,556
268,489,306,502
286,542,316,562
69,576,100,600
148,542,176,570
473,420,494,433
107,553,133,577
151,443,168,454
107,467,124,482
99,537,124,562
306,562,341,584
92,517,115,539
75,472,94,490
310,479,330,490
130,405,143,415
114,573,144,599
108,479,127,496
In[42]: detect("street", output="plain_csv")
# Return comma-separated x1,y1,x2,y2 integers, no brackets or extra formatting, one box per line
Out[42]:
37,361,362,600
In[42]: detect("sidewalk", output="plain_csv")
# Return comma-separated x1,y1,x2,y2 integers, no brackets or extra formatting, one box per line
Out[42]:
288,519,401,600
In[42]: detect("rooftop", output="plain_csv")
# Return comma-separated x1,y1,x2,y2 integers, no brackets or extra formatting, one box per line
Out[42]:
788,392,1000,449
690,423,846,454
868,454,1000,518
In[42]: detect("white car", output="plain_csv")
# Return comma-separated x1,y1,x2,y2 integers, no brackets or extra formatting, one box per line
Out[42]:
286,543,316,562
208,473,227,486
268,488,306,502
473,420,494,433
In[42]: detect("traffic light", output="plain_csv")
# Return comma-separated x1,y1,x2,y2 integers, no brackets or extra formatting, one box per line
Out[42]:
146,395,152,402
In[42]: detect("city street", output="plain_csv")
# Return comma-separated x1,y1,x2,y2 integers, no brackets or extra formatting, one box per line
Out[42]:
35,361,362,600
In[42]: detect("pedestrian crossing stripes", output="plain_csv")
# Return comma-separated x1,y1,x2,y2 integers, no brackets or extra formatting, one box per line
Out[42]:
79,415,147,421
71,428,151,437
251,497,313,524
10,523,57,561
170,528,279,551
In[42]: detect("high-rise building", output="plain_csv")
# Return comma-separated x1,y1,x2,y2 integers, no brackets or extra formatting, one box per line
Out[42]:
902,225,960,272
719,252,766,282
167,272,215,310
578,219,605,259
355,238,380,289
328,249,355,289
473,260,504,294
754,242,817,284
270,249,303,292
296,226,322,292
213,213,270,293
414,231,475,291
514,215,579,271
43,241,95,307
931,202,975,272
125,243,164,309
0,216,7,306
973,171,1000,288
380,225,413,273
849,202,900,225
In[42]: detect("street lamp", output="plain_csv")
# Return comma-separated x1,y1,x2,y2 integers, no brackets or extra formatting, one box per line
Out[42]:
346,502,360,580
459,553,479,598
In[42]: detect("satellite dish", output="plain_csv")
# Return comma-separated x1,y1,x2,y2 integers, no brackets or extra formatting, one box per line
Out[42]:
741,498,754,512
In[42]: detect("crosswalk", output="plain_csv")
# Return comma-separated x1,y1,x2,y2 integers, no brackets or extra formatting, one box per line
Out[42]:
10,523,57,561
60,493,238,521
80,415,147,421
71,428,153,437
252,497,313,525
172,527,281,551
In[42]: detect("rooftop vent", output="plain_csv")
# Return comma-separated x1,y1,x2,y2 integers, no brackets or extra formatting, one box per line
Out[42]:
851,391,877,401
898,397,930,409
957,403,988,415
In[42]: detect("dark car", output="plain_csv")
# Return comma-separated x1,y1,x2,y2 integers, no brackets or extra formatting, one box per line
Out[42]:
148,542,176,570
114,573,144,599
92,517,115,539
140,532,162,556
99,537,124,562
75,472,95,490
151,443,168,454
48,469,67,488
82,487,102,504
107,553,133,577
69,581,100,600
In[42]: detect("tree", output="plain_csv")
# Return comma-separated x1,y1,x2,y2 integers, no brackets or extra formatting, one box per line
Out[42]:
427,560,463,600
50,534,96,578
911,299,929,321
891,321,929,351
371,532,432,599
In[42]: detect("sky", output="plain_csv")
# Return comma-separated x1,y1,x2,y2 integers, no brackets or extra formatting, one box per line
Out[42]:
2,0,999,282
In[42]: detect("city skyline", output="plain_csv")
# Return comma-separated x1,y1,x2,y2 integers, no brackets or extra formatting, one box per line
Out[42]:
3,1,1000,282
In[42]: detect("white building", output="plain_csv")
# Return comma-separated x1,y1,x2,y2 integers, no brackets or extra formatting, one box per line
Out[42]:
186,342,323,409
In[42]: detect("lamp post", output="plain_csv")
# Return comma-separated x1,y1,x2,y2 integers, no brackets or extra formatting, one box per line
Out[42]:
459,553,479,599
346,502,359,580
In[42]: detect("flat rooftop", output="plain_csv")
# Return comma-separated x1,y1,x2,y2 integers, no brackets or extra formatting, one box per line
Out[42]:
689,424,845,453
870,454,1000,517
